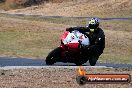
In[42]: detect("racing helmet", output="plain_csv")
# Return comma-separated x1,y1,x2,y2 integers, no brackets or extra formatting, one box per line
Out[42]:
88,18,99,32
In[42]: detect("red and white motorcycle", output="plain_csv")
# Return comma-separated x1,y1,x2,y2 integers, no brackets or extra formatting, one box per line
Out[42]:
46,30,90,65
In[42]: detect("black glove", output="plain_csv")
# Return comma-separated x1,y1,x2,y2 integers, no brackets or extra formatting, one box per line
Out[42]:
66,27,73,32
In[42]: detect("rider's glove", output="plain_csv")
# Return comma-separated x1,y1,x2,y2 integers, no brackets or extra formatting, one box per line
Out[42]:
66,27,73,32
78,40,89,50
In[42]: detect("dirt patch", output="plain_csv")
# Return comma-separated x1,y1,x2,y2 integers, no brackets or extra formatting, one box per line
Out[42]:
0,67,131,88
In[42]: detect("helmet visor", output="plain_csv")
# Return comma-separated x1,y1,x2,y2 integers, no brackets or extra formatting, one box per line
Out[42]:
89,24,96,29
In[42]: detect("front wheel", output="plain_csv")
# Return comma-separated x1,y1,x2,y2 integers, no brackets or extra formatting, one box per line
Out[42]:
46,47,62,65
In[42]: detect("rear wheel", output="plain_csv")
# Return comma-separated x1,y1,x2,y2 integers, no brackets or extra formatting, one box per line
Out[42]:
89,56,98,66
46,47,62,65
75,62,83,66
75,59,88,66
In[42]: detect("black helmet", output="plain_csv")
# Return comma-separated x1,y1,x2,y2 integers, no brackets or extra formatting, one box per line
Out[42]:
88,18,99,32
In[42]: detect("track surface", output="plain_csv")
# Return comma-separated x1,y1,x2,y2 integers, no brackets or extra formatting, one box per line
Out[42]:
0,57,132,68
0,12,132,20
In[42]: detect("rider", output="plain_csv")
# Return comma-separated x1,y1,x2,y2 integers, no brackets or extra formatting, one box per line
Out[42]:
66,18,105,66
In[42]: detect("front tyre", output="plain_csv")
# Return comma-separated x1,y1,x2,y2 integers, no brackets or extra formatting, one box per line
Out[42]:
46,47,62,65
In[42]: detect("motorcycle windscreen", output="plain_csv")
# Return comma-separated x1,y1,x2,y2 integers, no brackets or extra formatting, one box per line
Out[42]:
76,31,90,46
63,32,79,44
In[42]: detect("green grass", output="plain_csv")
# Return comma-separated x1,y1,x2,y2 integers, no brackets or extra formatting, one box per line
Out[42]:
100,54,132,64
0,13,88,26
0,14,131,64
0,13,132,32
0,31,61,58
100,20,132,32
0,30,131,64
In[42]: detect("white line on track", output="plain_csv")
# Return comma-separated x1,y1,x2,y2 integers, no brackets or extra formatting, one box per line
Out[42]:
0,66,112,70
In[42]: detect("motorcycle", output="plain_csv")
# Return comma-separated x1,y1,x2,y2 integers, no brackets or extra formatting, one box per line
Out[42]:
45,30,90,65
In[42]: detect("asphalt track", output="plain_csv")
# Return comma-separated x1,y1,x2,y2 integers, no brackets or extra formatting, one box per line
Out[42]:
0,12,132,20
0,57,132,68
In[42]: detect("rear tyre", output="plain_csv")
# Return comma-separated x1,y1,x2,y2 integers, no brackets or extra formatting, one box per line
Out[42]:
75,59,88,66
46,47,62,65
89,56,98,66
75,62,83,66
